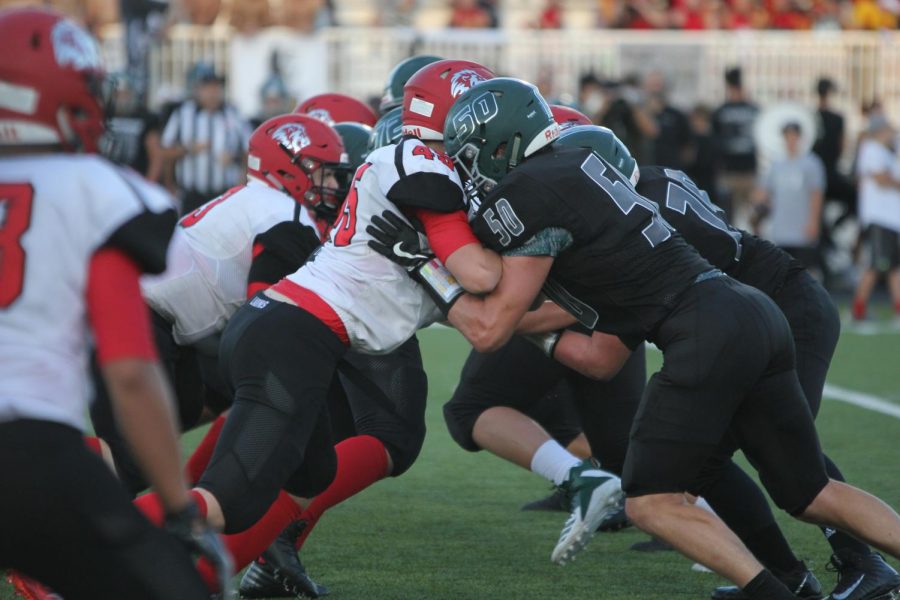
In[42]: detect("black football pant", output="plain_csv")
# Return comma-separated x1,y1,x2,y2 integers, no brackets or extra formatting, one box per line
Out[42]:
199,296,344,534
90,310,231,496
0,420,209,600
327,336,428,477
623,276,830,516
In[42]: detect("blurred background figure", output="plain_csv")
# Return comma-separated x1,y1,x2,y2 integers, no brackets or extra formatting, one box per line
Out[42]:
685,104,720,205
251,54,295,128
449,0,493,28
814,77,857,224
373,0,418,26
534,0,563,28
713,66,760,224
101,73,164,182
228,0,273,35
753,122,827,274
160,62,251,213
643,70,691,170
119,0,170,102
851,114,900,322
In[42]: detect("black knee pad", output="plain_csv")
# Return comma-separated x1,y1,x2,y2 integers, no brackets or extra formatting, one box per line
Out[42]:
283,443,338,499
442,393,485,453
379,424,426,477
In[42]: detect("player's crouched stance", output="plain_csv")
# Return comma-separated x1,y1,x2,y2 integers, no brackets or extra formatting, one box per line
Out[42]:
0,8,230,599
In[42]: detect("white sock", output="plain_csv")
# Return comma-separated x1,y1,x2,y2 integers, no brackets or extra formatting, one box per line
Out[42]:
695,496,717,515
530,439,581,486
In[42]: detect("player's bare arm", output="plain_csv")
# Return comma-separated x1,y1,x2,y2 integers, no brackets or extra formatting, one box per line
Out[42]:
447,255,553,352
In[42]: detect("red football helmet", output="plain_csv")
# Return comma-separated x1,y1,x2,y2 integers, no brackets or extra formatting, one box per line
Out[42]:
294,93,378,127
247,114,351,217
551,105,592,131
401,59,495,141
0,8,106,152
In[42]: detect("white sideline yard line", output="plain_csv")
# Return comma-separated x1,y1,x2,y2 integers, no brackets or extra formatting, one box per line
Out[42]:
822,384,900,420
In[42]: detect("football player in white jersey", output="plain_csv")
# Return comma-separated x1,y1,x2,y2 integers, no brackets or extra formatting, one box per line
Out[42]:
0,8,230,599
87,113,341,497
128,59,511,593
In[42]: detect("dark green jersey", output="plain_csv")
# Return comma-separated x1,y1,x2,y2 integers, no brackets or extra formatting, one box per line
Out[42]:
636,166,802,297
470,146,712,347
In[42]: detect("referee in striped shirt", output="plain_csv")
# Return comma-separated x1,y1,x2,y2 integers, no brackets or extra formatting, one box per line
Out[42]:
160,63,252,214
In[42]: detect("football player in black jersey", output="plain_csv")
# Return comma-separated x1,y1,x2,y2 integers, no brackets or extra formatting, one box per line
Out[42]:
555,125,900,600
369,77,900,600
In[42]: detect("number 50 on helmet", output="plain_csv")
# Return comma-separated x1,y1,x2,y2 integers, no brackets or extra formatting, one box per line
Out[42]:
443,77,559,194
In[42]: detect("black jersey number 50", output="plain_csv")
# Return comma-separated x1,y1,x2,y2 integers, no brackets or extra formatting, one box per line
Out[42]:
580,154,673,248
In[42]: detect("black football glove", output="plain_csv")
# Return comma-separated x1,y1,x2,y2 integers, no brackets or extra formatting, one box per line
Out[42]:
366,209,464,314
165,502,235,598
366,210,434,270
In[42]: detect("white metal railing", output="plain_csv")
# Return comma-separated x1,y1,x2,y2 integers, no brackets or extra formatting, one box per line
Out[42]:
100,26,900,139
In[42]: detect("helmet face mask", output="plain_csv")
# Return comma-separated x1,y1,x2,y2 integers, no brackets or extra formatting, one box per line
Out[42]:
248,114,350,217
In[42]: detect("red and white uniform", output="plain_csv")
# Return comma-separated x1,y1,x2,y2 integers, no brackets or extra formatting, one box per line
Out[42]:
275,137,476,354
0,154,174,430
142,178,319,345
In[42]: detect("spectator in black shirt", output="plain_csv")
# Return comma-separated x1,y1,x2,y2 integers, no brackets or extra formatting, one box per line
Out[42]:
813,77,857,222
712,67,759,224
685,104,721,206
643,70,692,170
101,74,164,182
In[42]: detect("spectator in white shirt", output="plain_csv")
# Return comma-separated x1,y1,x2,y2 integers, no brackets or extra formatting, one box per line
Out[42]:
851,114,900,321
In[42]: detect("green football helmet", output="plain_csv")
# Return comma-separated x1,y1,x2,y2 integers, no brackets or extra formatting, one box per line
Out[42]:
334,122,373,171
380,55,442,114
368,106,403,152
554,124,640,186
444,77,559,194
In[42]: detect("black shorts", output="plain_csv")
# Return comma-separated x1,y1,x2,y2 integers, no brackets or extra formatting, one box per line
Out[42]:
0,420,208,599
774,269,841,418
622,276,829,514
865,224,900,273
199,296,346,534
90,310,232,495
444,336,573,452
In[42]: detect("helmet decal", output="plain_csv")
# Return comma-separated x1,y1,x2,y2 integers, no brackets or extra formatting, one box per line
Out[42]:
273,123,311,155
306,108,334,126
450,69,488,99
51,19,101,71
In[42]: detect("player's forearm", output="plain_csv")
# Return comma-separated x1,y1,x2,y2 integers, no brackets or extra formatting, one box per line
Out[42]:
104,359,192,513
553,330,631,380
445,243,502,294
515,301,577,334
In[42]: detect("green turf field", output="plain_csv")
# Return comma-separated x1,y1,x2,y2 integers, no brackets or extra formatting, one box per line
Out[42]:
3,324,899,599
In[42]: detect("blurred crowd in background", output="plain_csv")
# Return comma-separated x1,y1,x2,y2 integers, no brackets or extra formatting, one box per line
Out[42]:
3,0,898,317
1,0,900,33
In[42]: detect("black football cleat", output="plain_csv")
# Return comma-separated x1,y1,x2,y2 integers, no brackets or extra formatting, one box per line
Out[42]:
238,521,329,599
521,488,569,513
710,562,823,599
825,551,900,600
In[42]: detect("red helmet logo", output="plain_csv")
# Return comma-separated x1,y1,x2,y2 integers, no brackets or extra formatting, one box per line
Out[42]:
450,70,488,99
51,19,101,71
272,123,311,155
306,108,334,125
